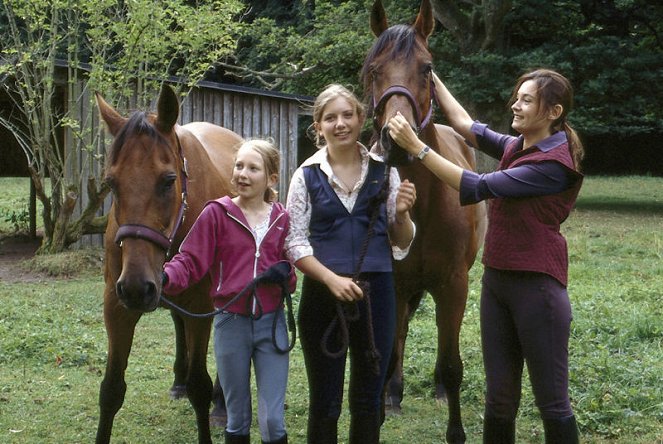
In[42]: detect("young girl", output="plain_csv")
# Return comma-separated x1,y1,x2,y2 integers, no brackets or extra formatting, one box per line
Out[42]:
163,139,296,444
285,84,416,444
388,69,583,443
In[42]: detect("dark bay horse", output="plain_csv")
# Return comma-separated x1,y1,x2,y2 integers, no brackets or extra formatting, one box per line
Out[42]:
362,1,486,442
95,85,242,444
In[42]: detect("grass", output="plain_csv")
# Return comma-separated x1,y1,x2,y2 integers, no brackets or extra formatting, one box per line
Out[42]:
0,176,662,443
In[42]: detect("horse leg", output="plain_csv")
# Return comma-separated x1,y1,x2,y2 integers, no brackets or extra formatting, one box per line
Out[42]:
210,372,227,427
169,310,189,400
384,288,424,415
432,275,468,444
96,300,141,444
184,317,214,444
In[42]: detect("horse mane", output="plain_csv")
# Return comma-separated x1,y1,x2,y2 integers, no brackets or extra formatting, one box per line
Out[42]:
360,24,430,94
108,111,167,165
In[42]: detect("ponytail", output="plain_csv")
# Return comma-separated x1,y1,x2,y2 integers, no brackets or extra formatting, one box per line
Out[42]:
562,121,584,172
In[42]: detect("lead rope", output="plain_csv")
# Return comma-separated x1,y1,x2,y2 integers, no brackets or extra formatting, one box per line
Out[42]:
320,164,391,375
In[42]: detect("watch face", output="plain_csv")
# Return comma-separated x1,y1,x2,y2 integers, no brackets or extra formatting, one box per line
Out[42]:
418,146,430,159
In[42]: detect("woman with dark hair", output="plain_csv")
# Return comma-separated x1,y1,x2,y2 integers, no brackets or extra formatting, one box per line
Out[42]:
388,69,583,444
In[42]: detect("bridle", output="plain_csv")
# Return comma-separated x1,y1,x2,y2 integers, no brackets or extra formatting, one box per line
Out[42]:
114,133,188,259
372,77,435,133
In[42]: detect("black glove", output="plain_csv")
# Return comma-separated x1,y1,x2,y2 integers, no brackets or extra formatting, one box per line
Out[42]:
255,261,292,286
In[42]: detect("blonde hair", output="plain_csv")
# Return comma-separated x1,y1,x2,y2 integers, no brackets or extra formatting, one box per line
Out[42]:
509,69,584,171
235,138,280,202
308,84,366,148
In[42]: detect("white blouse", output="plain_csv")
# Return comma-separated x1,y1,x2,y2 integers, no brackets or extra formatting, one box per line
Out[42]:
284,142,415,264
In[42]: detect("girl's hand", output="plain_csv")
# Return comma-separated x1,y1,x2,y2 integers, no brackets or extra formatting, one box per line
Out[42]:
396,179,416,215
388,112,426,155
324,274,364,302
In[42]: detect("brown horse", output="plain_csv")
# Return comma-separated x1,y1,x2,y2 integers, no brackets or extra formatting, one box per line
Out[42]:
362,1,486,442
95,85,242,444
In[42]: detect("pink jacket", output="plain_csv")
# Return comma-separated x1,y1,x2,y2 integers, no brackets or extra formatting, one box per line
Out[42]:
163,196,296,315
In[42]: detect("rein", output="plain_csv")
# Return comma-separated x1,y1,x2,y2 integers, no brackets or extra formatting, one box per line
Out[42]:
320,164,391,375
161,275,297,354
114,134,189,259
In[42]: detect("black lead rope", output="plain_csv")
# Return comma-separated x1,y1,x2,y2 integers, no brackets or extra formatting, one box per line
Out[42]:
161,276,296,354
320,164,391,375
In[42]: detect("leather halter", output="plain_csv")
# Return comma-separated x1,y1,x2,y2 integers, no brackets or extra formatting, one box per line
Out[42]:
372,78,435,133
114,134,188,258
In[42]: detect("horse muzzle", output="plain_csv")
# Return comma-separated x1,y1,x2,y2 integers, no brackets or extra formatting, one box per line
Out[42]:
116,275,161,313
380,125,414,166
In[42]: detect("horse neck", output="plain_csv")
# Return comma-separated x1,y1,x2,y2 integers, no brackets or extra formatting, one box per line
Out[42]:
425,124,476,171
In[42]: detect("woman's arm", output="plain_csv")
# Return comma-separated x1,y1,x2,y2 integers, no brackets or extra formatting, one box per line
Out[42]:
432,73,479,148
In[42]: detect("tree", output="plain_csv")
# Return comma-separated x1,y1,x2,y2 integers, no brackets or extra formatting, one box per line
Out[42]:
0,0,242,253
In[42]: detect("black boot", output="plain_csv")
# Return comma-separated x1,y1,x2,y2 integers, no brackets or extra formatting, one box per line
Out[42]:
262,433,288,444
543,415,579,444
349,413,381,444
483,415,515,444
225,430,250,444
307,415,338,444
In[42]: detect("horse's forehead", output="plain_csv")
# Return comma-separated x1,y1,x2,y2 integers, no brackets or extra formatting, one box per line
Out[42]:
108,134,174,180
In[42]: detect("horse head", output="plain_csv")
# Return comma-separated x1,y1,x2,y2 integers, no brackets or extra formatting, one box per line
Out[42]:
97,85,185,312
361,0,435,165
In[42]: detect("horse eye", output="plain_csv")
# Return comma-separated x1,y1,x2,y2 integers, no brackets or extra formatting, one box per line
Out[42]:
161,175,177,193
105,177,117,194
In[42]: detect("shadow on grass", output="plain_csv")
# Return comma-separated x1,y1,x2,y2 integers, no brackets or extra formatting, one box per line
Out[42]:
575,199,663,215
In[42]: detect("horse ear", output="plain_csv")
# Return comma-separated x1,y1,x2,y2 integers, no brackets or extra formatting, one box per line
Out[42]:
413,0,435,41
155,84,180,133
95,92,127,137
370,0,388,37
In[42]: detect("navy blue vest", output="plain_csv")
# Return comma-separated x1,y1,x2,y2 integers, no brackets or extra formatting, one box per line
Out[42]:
303,159,392,274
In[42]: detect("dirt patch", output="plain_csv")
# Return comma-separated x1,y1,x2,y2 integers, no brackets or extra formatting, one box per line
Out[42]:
0,234,47,283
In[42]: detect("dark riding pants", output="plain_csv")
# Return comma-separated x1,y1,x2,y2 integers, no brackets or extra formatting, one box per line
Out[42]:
298,273,395,421
481,267,574,421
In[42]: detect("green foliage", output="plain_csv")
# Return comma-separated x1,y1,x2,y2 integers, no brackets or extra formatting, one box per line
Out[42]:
230,0,663,138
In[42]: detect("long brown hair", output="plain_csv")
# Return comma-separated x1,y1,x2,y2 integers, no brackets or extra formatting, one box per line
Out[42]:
510,69,584,171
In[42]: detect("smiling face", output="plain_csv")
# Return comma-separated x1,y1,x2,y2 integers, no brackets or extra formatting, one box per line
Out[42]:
315,96,363,152
510,78,564,146
232,145,276,203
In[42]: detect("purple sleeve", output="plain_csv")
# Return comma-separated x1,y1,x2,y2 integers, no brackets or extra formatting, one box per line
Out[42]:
459,162,573,205
470,122,517,160
163,206,219,295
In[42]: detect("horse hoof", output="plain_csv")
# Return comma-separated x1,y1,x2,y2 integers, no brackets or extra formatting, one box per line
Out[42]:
384,396,402,416
435,384,448,404
169,384,187,400
210,407,227,428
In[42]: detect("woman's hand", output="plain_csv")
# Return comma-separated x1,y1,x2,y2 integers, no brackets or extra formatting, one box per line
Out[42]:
396,179,416,216
388,112,426,156
324,273,364,302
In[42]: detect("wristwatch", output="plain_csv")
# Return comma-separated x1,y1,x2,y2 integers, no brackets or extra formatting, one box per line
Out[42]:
417,145,430,160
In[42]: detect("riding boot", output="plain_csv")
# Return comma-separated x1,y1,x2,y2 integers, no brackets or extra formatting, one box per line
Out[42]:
543,415,579,444
349,412,381,444
483,415,515,444
224,430,250,444
262,433,287,444
306,415,338,444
